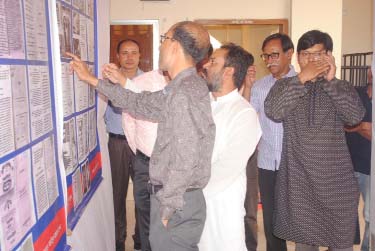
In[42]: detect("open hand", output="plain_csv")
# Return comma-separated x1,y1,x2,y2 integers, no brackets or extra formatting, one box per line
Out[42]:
162,219,168,227
298,60,330,84
66,52,98,86
324,51,336,81
102,64,127,86
244,65,256,89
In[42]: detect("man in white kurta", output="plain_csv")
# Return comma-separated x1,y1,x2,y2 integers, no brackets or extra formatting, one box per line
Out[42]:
198,44,262,251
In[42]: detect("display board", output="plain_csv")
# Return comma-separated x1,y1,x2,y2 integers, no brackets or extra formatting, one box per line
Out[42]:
0,0,68,250
56,0,102,231
0,0,102,250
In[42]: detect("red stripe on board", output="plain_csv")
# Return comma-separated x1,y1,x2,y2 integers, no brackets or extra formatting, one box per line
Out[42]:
67,185,73,213
89,152,102,180
34,208,66,251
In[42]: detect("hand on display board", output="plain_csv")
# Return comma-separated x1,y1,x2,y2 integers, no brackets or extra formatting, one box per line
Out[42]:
66,52,99,86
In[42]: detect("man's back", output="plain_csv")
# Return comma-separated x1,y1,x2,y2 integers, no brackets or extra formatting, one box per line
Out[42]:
205,90,261,196
149,68,215,196
122,70,167,156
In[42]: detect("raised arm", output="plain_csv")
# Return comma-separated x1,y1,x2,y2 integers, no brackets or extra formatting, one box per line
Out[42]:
241,65,256,101
264,76,307,122
322,79,365,126
96,80,166,122
265,55,335,122
68,52,166,122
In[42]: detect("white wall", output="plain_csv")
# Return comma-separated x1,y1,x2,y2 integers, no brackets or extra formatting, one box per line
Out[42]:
111,0,291,34
342,0,373,55
291,0,343,74
111,0,351,75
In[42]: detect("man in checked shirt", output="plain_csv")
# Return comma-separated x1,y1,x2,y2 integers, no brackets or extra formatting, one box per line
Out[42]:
67,21,215,251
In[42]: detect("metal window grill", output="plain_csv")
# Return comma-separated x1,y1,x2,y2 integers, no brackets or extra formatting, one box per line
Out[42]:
341,52,372,87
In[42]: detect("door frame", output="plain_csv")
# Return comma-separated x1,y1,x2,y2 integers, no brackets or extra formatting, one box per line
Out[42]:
195,19,289,34
110,19,159,70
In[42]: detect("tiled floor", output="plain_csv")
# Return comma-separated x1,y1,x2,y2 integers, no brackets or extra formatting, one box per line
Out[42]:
125,183,363,251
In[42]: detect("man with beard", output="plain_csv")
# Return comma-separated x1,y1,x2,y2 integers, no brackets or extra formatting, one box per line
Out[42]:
67,21,215,251
242,33,295,251
198,43,262,251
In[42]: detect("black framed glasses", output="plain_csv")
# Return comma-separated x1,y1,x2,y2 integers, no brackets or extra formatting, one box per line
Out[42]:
160,34,175,43
298,50,327,58
260,52,280,61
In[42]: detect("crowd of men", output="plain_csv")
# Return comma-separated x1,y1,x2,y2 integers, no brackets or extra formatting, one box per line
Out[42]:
67,20,372,251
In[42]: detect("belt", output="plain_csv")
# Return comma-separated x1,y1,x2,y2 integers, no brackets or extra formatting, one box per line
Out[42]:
109,132,127,140
136,150,150,162
147,182,200,195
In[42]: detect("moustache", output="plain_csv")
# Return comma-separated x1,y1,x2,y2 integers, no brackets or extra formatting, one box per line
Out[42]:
267,63,279,68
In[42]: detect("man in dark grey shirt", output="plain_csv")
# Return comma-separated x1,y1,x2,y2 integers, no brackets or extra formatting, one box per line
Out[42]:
68,21,215,251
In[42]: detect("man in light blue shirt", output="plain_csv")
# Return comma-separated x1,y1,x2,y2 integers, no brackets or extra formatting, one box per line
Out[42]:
105,39,143,251
243,33,296,251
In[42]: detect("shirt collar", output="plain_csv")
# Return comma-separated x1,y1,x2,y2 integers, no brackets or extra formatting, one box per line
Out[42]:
210,89,239,103
164,67,196,92
271,65,296,82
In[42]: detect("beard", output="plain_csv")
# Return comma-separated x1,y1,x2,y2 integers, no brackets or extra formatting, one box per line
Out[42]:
207,71,223,92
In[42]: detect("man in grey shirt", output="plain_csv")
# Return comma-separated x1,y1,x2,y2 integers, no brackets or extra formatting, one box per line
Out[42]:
67,21,215,251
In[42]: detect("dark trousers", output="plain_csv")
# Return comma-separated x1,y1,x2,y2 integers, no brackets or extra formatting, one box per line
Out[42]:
108,136,141,250
133,150,152,251
258,168,287,251
149,189,206,251
244,151,258,251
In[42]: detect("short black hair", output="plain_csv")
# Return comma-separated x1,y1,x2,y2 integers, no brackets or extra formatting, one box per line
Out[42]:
297,30,333,53
221,43,254,89
262,33,294,52
116,39,140,53
172,21,210,64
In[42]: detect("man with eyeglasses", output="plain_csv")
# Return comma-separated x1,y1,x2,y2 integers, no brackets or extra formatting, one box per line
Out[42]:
264,30,365,251
242,33,295,251
67,21,215,251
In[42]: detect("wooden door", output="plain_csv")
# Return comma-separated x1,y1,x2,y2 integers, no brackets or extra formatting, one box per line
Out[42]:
110,25,153,72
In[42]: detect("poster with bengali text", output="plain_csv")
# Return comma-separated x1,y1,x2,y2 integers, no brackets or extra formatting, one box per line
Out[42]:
57,0,102,230
0,0,68,250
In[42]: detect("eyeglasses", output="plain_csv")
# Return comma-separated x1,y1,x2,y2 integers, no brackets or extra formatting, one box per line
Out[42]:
160,35,175,43
260,52,280,61
299,50,327,58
